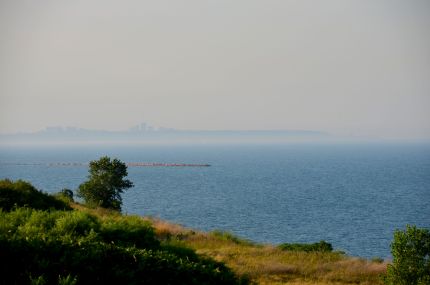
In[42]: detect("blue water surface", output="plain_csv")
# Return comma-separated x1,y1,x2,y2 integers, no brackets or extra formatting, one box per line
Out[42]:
1,143,429,258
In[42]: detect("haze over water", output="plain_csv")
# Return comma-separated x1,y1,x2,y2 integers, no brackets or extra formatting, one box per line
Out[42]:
1,0,430,264
1,142,429,258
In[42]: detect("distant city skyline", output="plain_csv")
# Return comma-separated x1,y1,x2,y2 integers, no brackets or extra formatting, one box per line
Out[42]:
1,121,329,134
1,0,429,140
0,122,334,145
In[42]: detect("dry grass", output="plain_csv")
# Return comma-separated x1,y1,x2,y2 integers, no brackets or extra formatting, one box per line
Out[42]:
148,219,387,285
69,205,387,285
144,217,197,241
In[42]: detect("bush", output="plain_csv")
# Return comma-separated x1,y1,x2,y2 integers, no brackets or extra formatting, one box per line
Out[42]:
58,275,78,285
0,238,245,285
100,215,159,249
0,179,70,211
54,189,74,204
279,240,333,252
371,257,384,263
385,225,430,285
0,208,247,285
211,230,254,245
54,211,100,240
0,208,98,244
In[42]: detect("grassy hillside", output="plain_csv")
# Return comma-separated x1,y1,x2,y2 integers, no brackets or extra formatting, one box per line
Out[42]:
0,180,248,285
147,218,387,285
0,179,387,285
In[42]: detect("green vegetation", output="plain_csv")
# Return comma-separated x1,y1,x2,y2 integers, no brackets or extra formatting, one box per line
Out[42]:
77,156,133,211
5,163,428,285
0,179,70,211
0,176,390,285
0,208,244,285
150,219,386,285
278,240,333,252
54,188,74,203
384,225,430,285
210,230,254,246
0,179,247,285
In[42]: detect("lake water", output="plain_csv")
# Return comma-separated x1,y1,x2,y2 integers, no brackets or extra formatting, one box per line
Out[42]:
1,143,429,258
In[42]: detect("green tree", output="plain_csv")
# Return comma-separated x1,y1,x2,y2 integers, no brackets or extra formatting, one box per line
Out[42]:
385,225,430,285
77,156,133,211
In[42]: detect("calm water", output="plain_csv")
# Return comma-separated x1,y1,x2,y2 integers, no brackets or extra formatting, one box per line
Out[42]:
1,143,429,258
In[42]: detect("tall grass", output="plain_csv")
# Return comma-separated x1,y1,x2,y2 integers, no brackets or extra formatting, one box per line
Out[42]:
149,219,387,285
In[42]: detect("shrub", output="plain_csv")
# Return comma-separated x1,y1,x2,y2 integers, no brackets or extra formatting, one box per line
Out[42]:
385,225,430,285
371,257,384,263
54,189,74,204
29,275,47,285
0,208,98,244
58,275,78,285
0,208,247,285
279,240,333,252
54,211,100,241
211,230,254,245
100,215,159,249
0,238,245,285
0,179,70,211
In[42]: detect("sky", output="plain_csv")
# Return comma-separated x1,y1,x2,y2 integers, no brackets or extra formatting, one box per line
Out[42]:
0,0,429,139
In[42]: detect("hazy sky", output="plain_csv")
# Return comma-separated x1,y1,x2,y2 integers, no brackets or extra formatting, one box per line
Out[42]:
1,0,429,139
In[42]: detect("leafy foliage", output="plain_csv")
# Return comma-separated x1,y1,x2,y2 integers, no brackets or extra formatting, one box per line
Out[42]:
385,225,430,285
0,179,70,211
77,156,133,211
278,240,333,252
100,215,159,248
54,189,74,204
210,230,254,246
58,275,78,285
0,207,246,285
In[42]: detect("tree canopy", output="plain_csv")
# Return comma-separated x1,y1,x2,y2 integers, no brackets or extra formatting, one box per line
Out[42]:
385,225,430,285
77,156,133,211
